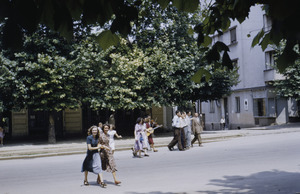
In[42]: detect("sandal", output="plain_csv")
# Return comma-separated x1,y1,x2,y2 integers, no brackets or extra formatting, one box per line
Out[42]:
99,182,107,188
84,180,89,186
115,180,121,185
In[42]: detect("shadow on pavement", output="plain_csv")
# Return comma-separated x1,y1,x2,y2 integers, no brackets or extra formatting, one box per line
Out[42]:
126,192,188,194
197,170,300,194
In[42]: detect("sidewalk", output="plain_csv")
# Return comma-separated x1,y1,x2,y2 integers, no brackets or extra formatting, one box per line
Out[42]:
0,123,300,160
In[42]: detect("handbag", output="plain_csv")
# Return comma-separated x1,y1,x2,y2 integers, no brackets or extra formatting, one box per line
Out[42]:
139,134,144,142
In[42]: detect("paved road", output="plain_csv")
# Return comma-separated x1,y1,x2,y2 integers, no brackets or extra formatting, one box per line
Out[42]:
1,129,300,194
1,123,300,160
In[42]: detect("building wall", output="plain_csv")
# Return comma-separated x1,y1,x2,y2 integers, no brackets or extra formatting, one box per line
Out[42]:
12,110,28,136
151,106,173,130
200,5,293,130
64,108,82,134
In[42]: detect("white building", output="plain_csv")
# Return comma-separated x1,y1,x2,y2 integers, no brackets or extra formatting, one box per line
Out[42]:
198,5,299,130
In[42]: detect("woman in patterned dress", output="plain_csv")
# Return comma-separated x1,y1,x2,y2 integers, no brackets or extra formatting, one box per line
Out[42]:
99,124,121,185
81,126,107,187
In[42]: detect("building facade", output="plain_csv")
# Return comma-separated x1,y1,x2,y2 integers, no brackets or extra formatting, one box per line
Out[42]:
4,105,174,140
199,5,299,130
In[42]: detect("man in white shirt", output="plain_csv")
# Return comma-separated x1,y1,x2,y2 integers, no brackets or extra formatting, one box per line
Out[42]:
220,117,225,130
168,110,184,151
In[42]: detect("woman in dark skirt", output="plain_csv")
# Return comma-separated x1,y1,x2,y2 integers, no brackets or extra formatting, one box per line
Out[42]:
99,124,121,185
81,126,109,187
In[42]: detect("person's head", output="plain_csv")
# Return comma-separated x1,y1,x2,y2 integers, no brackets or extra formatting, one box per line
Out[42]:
88,126,99,138
98,122,103,128
144,116,150,122
136,117,143,124
187,111,192,116
175,110,181,116
194,113,199,117
103,124,110,134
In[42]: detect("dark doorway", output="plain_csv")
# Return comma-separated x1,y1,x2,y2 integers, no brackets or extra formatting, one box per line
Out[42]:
82,106,146,137
28,110,63,139
54,111,64,138
28,110,48,138
115,109,145,137
224,97,229,129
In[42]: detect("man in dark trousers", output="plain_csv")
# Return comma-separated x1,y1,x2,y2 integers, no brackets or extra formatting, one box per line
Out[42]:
168,110,185,151
191,113,203,147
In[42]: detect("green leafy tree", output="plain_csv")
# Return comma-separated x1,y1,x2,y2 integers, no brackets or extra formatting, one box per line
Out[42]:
71,37,151,111
0,27,87,143
1,0,298,72
134,2,238,105
273,43,300,103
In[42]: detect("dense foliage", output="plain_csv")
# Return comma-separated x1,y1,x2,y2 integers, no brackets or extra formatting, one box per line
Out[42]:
1,0,299,72
0,1,239,142
273,43,300,101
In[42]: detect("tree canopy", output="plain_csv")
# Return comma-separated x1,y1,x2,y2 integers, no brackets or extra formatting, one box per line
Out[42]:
273,42,300,102
1,0,299,73
0,1,240,142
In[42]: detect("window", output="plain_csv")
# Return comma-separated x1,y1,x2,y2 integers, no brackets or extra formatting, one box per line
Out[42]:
210,100,215,113
253,98,266,116
230,28,237,44
263,14,272,32
235,97,240,113
265,51,275,70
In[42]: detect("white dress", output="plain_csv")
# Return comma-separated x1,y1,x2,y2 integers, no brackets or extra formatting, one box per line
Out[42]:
134,124,150,151
108,130,117,150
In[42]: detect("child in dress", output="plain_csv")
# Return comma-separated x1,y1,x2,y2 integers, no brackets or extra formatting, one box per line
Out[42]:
0,126,5,146
108,124,122,154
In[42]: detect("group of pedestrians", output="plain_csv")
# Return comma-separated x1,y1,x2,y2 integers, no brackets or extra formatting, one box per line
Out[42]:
81,111,203,188
81,123,122,188
168,110,203,151
132,115,160,158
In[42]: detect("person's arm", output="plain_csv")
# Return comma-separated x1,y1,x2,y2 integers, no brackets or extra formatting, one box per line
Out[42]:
115,132,122,138
99,143,110,151
172,116,176,127
134,125,138,141
87,144,100,151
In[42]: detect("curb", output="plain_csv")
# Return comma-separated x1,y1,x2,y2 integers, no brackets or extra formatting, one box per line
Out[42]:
0,134,243,160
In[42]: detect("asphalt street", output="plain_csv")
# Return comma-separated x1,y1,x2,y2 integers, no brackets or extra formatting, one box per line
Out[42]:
1,128,300,194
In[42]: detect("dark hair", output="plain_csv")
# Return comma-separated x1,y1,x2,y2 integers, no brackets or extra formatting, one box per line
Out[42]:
87,125,99,139
136,117,143,124
103,124,111,130
175,110,180,114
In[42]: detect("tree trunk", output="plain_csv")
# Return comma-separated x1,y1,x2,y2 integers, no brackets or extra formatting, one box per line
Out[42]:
48,111,56,144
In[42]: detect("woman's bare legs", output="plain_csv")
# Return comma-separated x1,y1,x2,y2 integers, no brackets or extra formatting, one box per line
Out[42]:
112,172,121,185
97,173,106,187
84,171,89,185
144,148,149,156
